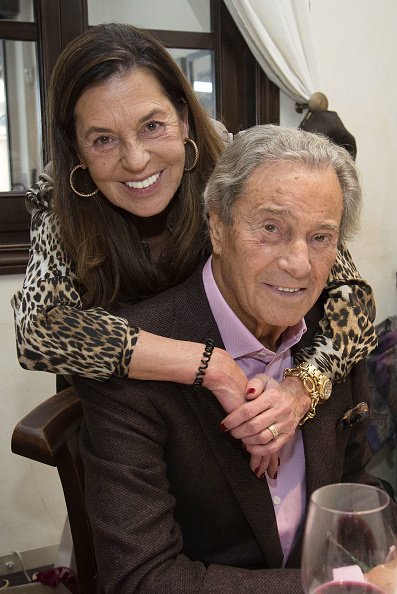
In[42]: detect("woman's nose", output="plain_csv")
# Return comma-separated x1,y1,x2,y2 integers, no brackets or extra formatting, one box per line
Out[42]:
278,239,312,278
120,138,150,172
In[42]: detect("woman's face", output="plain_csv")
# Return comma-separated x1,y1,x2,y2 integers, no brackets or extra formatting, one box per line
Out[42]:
74,69,188,218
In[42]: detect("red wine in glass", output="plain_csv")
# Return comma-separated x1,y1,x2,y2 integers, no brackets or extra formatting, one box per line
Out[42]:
301,484,396,594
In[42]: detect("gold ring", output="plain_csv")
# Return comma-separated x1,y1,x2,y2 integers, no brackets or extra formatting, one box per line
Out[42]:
267,424,279,440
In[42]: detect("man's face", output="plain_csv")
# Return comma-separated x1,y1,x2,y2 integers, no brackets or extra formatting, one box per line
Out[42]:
210,162,343,348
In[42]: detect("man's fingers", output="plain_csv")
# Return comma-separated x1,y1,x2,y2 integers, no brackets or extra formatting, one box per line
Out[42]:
243,432,291,456
221,398,270,431
229,415,274,439
221,388,287,431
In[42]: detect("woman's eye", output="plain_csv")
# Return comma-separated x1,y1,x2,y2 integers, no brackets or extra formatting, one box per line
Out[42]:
142,121,166,136
93,136,113,147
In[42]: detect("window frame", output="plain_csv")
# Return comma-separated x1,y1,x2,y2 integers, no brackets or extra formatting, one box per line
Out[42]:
0,0,278,275
0,0,87,274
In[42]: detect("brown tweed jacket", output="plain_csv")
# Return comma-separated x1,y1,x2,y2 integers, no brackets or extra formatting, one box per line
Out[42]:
76,265,377,594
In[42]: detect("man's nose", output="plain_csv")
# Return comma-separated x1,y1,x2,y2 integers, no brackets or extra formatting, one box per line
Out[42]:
120,138,151,172
278,239,312,277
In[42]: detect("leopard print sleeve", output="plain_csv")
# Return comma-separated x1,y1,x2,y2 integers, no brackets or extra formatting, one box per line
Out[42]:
11,197,140,380
294,243,378,382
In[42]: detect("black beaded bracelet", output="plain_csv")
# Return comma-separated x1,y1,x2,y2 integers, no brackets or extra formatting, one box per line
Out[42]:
192,339,215,390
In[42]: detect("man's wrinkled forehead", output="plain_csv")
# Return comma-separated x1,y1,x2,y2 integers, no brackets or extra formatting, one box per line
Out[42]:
228,161,341,219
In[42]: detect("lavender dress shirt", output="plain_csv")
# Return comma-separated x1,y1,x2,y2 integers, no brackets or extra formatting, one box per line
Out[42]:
202,257,307,564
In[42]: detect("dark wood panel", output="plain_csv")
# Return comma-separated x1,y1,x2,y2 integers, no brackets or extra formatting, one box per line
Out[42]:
148,30,213,50
0,243,29,274
213,0,279,133
0,195,30,273
59,0,87,48
0,194,30,232
255,63,280,125
0,21,37,40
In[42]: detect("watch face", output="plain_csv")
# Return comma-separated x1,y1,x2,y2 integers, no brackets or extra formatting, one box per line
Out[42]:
322,379,332,400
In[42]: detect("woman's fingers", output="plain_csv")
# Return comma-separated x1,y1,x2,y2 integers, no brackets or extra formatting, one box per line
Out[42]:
245,373,278,399
249,453,279,479
266,454,279,480
249,453,266,475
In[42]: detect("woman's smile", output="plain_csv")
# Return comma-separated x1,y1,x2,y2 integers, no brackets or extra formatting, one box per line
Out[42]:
124,172,161,190
75,68,188,218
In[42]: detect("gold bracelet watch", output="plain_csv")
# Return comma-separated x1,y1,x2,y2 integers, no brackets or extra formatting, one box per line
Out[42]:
283,362,332,425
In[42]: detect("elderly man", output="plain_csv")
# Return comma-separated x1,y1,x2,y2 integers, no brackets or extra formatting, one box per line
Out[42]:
76,125,379,593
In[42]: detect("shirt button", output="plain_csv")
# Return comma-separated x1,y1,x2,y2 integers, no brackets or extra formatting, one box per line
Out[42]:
273,495,281,505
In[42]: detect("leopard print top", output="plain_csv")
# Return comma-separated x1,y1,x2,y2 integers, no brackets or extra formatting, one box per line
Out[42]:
11,172,378,382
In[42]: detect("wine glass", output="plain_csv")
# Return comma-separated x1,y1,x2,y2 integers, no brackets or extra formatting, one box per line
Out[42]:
301,483,397,594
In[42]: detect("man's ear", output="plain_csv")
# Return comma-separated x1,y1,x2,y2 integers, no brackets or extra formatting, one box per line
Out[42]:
208,211,225,256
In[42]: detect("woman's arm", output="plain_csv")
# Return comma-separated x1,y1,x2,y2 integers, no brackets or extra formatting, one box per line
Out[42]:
295,243,377,379
220,244,377,475
12,190,140,380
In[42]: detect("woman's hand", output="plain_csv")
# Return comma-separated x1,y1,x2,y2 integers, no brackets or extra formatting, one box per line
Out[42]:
219,373,311,478
204,349,273,477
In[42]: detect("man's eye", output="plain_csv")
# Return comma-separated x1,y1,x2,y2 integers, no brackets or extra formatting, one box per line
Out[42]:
264,224,278,233
312,234,332,246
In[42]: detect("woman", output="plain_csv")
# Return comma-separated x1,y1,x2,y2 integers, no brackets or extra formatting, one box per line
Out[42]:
12,23,377,477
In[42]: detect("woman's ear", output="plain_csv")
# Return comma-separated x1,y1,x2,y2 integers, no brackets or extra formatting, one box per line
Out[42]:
75,149,85,167
180,101,189,138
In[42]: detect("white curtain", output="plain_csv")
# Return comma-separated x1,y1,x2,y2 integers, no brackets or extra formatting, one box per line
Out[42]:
223,0,320,103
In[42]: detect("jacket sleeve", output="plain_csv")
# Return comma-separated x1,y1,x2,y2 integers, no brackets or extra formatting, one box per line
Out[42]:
11,177,139,380
295,243,378,382
78,376,304,594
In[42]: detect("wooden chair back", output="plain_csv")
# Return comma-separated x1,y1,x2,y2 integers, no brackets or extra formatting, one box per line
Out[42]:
11,386,96,594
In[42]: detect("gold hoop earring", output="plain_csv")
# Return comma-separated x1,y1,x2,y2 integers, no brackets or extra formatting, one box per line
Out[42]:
69,164,98,197
184,138,199,172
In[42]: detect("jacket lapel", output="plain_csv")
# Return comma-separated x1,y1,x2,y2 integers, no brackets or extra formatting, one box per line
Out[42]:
172,267,284,567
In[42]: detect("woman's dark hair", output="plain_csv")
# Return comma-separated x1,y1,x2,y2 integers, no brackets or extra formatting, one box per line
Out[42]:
48,22,223,307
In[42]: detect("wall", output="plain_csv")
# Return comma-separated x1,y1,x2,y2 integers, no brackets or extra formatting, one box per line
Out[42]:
282,0,397,324
0,276,66,556
313,0,397,322
1,0,397,560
